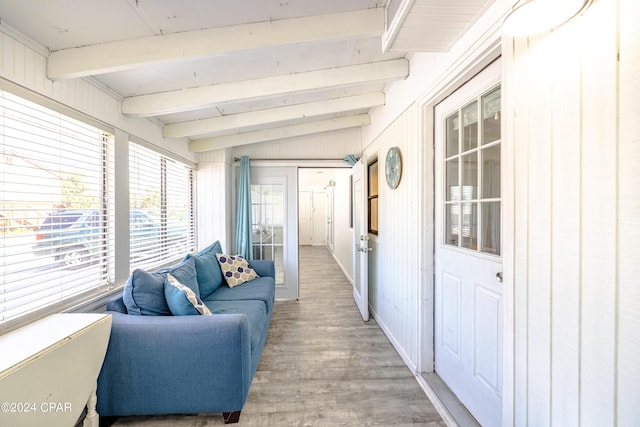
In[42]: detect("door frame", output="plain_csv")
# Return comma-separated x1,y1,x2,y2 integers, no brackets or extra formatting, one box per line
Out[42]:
244,165,299,300
352,159,370,321
416,47,515,427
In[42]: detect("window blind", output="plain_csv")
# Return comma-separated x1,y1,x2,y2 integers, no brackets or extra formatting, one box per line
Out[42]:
129,142,195,271
0,90,115,332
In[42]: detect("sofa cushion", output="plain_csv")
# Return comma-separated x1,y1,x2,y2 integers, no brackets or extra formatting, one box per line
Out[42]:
184,240,224,299
205,276,275,314
204,300,267,354
216,254,259,287
123,257,200,316
165,273,212,316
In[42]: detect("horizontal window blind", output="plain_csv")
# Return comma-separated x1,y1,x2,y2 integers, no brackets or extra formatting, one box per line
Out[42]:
0,90,114,332
129,142,195,271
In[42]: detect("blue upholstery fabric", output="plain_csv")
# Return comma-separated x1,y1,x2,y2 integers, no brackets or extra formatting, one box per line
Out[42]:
247,259,275,279
205,276,275,314
164,274,212,316
97,253,275,420
97,313,252,416
105,294,127,313
205,300,267,354
123,257,200,316
184,240,224,299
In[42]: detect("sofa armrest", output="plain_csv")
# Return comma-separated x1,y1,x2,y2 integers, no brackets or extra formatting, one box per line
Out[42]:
249,259,275,279
97,311,252,416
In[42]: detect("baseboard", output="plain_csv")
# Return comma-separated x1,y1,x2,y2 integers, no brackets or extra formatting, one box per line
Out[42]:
328,250,353,285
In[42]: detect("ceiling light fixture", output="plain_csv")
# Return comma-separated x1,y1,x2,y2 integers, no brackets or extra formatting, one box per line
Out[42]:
503,0,592,36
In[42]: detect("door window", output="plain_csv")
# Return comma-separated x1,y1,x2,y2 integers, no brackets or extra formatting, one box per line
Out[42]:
444,86,501,255
251,183,285,285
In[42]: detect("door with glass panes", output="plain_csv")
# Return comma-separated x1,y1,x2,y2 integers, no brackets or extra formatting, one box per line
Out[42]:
434,59,503,427
250,167,298,300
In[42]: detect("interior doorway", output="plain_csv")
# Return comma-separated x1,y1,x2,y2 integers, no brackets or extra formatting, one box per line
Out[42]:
297,167,354,298
297,168,342,248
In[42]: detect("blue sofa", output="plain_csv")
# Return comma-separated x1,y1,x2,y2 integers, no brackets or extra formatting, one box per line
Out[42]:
96,241,275,424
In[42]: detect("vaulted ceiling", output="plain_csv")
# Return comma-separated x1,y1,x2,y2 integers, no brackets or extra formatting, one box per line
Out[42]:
0,0,494,152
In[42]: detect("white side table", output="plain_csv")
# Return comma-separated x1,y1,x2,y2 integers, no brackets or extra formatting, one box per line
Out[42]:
0,313,112,427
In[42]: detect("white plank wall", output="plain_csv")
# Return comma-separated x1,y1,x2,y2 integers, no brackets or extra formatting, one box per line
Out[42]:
196,150,233,252
0,24,193,163
364,103,422,368
504,0,640,425
617,0,640,425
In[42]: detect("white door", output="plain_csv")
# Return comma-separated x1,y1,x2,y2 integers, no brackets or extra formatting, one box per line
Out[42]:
352,160,369,321
312,190,327,246
434,60,503,427
251,167,299,300
298,190,313,245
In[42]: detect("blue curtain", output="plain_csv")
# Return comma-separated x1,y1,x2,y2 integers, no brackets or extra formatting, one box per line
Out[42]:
235,156,253,259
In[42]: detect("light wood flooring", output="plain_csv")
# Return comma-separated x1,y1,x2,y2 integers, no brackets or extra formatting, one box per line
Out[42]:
112,246,446,426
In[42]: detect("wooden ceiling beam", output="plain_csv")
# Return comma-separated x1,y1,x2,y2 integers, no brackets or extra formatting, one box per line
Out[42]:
164,92,385,139
47,8,384,80
188,114,370,152
122,59,407,117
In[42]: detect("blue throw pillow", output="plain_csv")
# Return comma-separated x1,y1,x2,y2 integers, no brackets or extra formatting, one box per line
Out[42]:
123,257,200,316
184,240,224,299
164,273,211,316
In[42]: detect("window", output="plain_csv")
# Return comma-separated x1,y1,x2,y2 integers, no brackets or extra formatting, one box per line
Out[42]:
251,183,285,285
368,160,378,234
129,142,195,271
0,90,115,332
0,89,197,333
444,85,501,255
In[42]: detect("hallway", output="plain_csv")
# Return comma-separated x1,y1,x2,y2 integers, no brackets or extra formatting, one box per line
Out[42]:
113,246,445,426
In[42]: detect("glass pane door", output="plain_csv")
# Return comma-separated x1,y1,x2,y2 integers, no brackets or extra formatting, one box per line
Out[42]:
443,85,501,256
251,183,285,285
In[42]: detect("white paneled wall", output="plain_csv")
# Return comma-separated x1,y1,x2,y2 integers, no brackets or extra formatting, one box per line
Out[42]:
503,0,640,424
364,103,423,368
232,127,362,160
196,149,233,252
0,23,194,163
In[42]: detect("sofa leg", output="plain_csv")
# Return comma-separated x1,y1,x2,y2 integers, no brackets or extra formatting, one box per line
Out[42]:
223,410,241,424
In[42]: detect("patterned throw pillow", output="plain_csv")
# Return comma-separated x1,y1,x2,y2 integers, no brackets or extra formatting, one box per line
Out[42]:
164,273,212,316
215,254,260,288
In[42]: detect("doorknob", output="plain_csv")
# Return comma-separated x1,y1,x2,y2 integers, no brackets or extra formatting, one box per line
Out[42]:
496,272,503,283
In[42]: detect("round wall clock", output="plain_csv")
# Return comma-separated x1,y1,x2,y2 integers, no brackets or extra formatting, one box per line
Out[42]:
385,146,402,189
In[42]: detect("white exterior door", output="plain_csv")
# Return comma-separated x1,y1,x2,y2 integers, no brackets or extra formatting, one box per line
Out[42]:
352,160,369,321
251,167,299,300
434,60,503,427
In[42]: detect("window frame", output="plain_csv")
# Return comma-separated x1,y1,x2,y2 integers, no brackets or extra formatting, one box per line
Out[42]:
0,88,116,333
367,159,379,235
0,85,197,334
128,140,197,272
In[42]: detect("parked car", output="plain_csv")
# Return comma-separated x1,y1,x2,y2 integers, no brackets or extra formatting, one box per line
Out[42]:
33,209,188,267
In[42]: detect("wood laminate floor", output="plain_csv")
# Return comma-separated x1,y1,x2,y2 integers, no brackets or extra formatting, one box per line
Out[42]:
111,246,446,427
